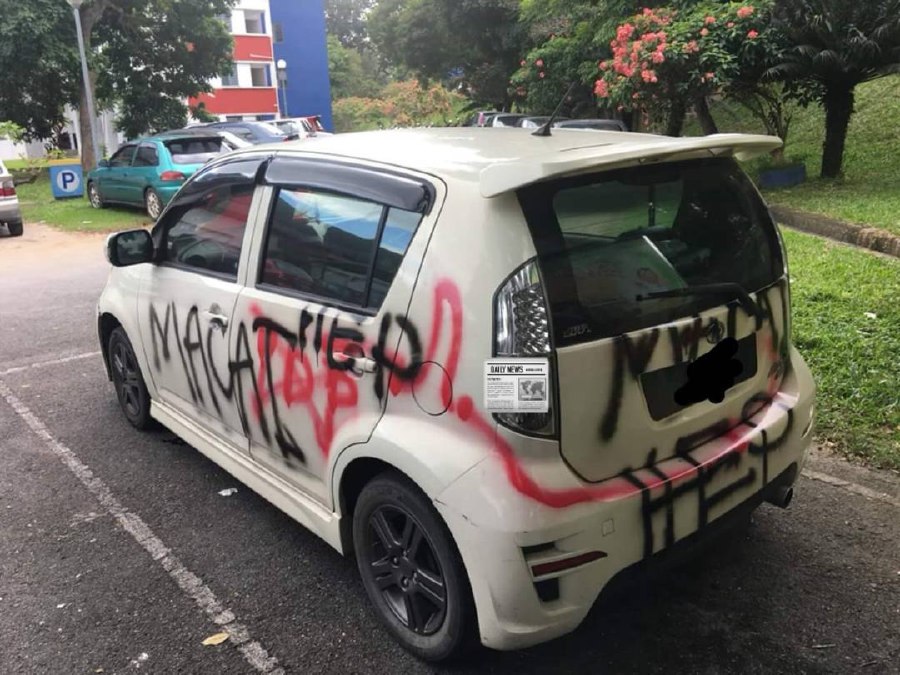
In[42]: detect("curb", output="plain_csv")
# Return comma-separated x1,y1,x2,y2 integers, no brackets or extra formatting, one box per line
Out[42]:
770,205,900,259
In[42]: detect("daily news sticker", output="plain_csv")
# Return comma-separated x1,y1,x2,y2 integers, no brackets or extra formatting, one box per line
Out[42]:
484,358,549,413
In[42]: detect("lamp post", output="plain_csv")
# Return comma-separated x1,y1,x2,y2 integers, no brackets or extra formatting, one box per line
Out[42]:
67,0,102,167
276,59,289,117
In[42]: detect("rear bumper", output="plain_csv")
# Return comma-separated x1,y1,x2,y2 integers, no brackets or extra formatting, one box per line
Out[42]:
436,347,815,651
0,198,22,224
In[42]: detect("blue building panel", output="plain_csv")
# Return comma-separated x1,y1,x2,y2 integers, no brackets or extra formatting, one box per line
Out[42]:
270,0,333,131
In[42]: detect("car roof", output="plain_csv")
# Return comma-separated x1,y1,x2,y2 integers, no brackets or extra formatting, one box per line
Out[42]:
234,127,782,198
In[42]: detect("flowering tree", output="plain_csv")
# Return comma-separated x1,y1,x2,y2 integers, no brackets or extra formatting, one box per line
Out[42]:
595,3,774,136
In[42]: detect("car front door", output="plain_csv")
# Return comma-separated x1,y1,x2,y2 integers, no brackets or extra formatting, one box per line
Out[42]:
231,155,435,505
100,144,137,202
136,154,269,451
123,142,160,206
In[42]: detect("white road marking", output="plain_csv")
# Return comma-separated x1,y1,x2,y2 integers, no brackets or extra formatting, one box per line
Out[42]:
0,351,102,376
802,469,900,509
0,379,283,674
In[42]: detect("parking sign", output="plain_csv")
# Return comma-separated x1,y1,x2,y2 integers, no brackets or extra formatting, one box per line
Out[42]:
49,164,84,199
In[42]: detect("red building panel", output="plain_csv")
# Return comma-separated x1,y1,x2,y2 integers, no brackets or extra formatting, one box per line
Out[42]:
191,88,279,116
233,35,274,62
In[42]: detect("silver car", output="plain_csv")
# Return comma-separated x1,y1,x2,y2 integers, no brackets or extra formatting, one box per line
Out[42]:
0,159,23,237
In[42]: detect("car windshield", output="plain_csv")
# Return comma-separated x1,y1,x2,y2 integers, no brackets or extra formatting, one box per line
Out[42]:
164,138,223,164
518,157,784,345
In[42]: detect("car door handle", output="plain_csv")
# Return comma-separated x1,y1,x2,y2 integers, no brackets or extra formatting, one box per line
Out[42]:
331,353,378,374
202,308,229,329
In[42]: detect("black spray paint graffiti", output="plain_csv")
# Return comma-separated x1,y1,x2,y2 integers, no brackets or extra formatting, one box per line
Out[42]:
599,280,789,442
621,392,795,558
147,301,429,465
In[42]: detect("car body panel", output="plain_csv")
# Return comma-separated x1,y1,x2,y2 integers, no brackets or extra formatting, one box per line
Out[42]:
0,160,22,227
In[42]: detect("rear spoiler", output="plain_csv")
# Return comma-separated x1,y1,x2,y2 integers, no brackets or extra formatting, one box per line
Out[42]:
479,133,782,198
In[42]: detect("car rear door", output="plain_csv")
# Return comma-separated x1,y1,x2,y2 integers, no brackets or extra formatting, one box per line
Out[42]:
517,157,790,482
231,155,435,505
136,154,270,451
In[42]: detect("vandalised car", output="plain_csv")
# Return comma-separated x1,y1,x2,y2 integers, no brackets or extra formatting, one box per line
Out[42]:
97,127,816,661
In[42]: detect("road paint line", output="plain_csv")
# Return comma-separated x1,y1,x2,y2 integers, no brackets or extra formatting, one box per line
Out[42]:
0,379,283,674
802,469,900,509
0,351,102,376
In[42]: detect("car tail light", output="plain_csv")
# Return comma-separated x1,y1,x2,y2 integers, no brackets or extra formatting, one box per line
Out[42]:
494,259,556,436
159,171,186,182
1,179,15,197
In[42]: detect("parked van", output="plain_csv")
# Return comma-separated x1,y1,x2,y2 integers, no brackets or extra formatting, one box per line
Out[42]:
97,127,816,661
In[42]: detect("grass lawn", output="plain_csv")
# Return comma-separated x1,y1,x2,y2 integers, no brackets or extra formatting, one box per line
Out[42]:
783,228,900,471
16,172,151,233
688,75,900,236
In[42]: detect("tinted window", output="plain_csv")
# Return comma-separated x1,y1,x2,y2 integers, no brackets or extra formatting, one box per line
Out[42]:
158,158,262,278
164,138,223,164
518,158,783,345
109,145,135,168
134,144,159,167
260,190,420,308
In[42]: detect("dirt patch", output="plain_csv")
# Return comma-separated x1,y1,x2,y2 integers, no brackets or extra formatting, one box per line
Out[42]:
0,222,108,272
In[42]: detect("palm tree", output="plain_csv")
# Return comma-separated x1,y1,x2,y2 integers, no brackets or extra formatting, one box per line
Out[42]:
772,0,900,178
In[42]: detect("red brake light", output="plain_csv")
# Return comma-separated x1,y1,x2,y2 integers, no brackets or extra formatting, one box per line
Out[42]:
159,171,186,182
1,179,15,197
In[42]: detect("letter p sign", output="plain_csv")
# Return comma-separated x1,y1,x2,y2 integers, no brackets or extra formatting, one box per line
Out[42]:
50,164,85,199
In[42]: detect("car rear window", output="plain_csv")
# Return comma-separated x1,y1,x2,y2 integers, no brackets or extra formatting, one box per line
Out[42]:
164,138,224,164
518,157,783,346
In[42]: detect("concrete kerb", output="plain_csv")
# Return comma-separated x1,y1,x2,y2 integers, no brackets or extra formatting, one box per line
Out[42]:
771,205,900,259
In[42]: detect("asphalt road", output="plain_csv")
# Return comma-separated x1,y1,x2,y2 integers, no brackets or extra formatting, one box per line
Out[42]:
1,224,898,674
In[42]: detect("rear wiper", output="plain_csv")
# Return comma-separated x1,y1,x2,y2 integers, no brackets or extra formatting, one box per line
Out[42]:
636,282,760,319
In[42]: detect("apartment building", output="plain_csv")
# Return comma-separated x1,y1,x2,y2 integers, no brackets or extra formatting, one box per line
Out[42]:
189,0,333,130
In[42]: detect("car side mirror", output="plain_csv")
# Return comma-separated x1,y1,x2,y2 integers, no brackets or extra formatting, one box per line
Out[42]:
106,229,154,267
98,159,110,168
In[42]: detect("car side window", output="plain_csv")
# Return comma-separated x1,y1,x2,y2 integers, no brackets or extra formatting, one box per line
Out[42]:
259,188,421,309
234,126,255,142
156,158,263,279
133,144,159,167
109,145,136,168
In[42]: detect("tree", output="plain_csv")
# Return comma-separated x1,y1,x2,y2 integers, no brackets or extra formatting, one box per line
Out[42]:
325,0,377,51
594,4,774,136
771,0,900,178
332,79,465,131
0,0,80,141
368,0,529,110
0,0,234,169
328,35,383,99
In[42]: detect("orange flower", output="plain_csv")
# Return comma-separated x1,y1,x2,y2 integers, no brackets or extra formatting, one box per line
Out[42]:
737,6,754,19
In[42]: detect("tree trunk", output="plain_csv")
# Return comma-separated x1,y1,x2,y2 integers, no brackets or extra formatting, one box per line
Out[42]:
821,84,855,179
665,99,686,137
77,86,97,173
694,95,718,135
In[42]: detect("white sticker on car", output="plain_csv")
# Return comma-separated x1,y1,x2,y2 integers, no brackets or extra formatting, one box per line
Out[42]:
484,358,549,412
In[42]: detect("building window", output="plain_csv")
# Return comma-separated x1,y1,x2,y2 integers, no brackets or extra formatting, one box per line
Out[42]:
220,66,239,87
273,22,284,43
225,116,244,122
250,64,270,87
244,9,265,34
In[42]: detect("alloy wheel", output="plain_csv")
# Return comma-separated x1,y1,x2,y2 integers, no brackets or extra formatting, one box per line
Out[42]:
112,339,143,418
89,184,101,208
365,505,448,636
146,191,162,219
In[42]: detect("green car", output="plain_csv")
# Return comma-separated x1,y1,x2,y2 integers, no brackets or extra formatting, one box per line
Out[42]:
86,133,226,220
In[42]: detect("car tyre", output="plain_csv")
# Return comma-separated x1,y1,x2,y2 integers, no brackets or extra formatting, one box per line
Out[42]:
108,327,153,430
88,182,105,209
145,188,163,220
353,472,477,662
7,221,23,237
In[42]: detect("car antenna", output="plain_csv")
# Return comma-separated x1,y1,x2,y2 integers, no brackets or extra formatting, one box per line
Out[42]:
532,81,577,137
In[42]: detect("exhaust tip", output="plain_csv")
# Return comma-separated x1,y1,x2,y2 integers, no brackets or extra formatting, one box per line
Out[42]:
766,485,794,509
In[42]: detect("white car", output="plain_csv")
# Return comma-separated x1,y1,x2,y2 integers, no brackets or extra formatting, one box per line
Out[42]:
97,127,816,661
0,159,23,237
